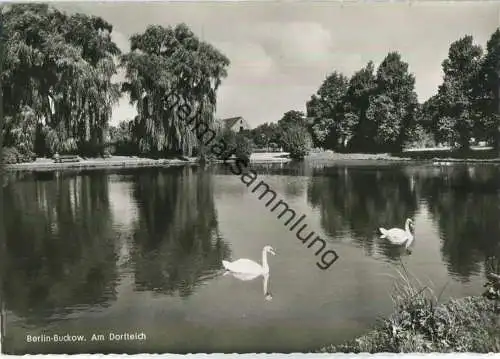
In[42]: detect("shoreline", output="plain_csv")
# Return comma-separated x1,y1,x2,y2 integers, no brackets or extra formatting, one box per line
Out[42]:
2,157,199,172
1,154,293,172
318,295,499,353
3,151,500,172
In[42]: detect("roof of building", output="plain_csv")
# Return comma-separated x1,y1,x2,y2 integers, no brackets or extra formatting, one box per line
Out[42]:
221,116,244,128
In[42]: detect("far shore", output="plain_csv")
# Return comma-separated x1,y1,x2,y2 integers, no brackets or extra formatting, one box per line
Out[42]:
3,147,500,172
2,153,293,172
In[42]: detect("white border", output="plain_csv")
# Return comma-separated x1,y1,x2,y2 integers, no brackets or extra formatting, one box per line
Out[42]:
2,0,500,357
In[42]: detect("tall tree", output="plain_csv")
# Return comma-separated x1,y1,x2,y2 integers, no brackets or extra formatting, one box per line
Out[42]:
1,4,121,157
479,28,500,154
306,72,349,150
432,35,483,151
121,24,230,157
277,110,307,130
250,122,280,149
367,52,418,152
344,61,377,152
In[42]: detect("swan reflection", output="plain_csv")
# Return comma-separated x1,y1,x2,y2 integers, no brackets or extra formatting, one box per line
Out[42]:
223,271,273,301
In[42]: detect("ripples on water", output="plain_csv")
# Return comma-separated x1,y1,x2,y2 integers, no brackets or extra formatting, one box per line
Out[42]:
2,163,500,353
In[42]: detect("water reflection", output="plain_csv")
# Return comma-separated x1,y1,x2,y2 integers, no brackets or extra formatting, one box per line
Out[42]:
307,166,419,261
130,167,231,297
2,166,232,323
2,172,118,324
2,162,500,353
305,164,500,280
223,272,273,301
419,165,500,281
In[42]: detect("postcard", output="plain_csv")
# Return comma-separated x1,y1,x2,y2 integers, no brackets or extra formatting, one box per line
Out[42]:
1,0,500,354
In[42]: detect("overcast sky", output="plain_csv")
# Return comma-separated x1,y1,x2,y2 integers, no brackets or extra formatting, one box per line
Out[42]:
56,1,500,127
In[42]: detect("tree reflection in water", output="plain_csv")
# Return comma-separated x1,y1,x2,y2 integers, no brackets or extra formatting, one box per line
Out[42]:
307,165,419,260
2,171,118,324
2,162,500,324
131,166,231,297
307,163,500,280
420,165,500,281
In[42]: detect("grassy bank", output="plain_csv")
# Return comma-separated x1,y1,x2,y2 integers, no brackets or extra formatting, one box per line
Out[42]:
2,155,200,172
305,148,500,164
3,152,293,171
319,266,500,353
401,146,499,160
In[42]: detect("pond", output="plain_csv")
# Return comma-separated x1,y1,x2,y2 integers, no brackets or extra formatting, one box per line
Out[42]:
2,161,500,354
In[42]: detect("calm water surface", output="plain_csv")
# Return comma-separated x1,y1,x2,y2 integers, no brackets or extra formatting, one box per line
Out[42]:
2,162,500,353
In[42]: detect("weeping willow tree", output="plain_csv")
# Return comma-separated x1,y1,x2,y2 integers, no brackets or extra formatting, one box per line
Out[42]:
121,24,230,158
1,4,121,158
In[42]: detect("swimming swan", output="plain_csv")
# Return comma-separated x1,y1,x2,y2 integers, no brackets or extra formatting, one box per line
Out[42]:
379,218,414,248
222,245,276,275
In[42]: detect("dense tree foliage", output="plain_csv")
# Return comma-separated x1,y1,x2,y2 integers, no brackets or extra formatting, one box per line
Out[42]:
281,123,313,160
268,30,500,155
342,61,378,152
120,23,230,158
428,36,484,150
479,29,500,153
108,120,135,155
277,110,308,130
248,122,281,150
274,110,312,159
1,4,121,158
306,72,349,149
302,55,418,153
1,4,230,162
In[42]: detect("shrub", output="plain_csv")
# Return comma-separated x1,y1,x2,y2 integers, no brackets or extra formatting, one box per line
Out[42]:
1,147,20,164
1,147,35,164
319,263,500,353
233,134,253,162
281,124,312,160
212,130,254,162
404,124,437,149
109,121,136,156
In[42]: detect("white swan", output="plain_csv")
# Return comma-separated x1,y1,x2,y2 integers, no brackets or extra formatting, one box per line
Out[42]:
379,218,414,248
222,245,276,275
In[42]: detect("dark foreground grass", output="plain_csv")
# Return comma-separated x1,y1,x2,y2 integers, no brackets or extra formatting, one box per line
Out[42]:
319,266,500,353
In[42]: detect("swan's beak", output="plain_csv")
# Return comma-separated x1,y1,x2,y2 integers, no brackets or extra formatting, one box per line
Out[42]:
270,249,276,256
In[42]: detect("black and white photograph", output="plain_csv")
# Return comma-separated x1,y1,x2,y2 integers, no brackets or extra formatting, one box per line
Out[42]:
1,0,500,354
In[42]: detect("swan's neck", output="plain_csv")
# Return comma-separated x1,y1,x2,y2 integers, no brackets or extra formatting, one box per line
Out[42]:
405,220,414,247
405,220,411,234
262,249,269,273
